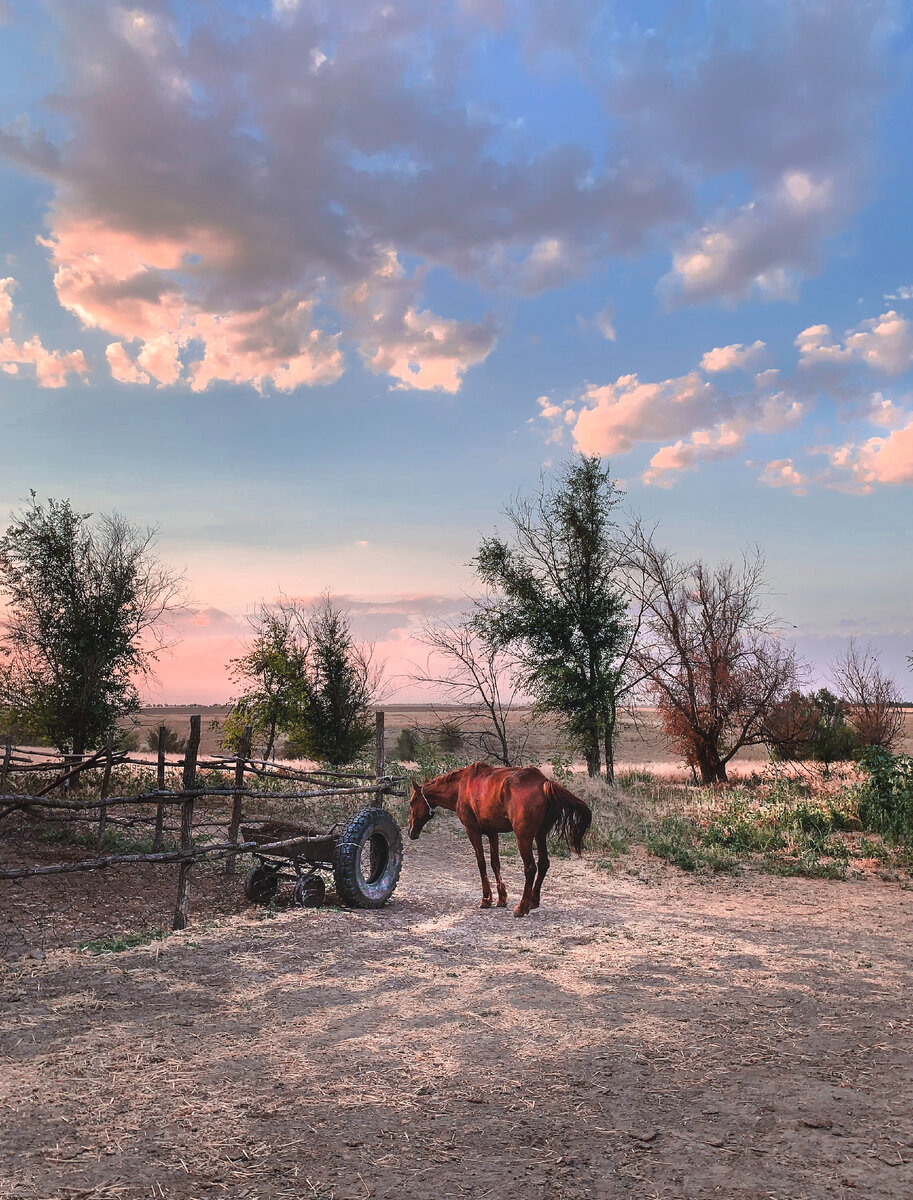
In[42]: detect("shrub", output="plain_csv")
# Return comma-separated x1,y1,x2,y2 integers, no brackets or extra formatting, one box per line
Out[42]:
858,748,913,842
645,816,700,871
437,722,464,754
145,725,187,754
394,726,420,761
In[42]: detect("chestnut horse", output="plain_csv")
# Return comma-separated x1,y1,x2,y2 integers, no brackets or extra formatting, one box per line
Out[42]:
408,762,592,917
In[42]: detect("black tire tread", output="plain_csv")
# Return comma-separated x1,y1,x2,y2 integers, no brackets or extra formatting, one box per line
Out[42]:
332,808,403,909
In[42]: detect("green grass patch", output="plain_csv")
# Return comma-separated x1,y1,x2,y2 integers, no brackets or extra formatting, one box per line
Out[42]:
79,929,169,955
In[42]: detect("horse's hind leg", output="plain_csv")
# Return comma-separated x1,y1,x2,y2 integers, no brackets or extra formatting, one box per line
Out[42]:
513,833,537,918
531,830,550,909
466,827,494,908
488,834,508,907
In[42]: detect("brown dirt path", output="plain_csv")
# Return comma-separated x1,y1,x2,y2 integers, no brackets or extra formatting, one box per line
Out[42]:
2,814,912,1199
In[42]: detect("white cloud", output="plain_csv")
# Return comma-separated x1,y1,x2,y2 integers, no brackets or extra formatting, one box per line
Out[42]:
797,310,913,377
756,458,807,496
701,340,767,373
0,277,14,334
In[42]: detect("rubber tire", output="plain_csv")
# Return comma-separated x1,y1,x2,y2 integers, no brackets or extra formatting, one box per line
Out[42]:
293,875,326,908
332,808,403,909
244,864,280,904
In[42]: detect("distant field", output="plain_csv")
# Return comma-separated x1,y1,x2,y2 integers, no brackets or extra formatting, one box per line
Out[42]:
129,702,913,773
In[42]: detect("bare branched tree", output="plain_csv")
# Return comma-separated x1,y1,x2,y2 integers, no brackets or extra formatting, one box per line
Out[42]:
410,616,528,765
630,532,800,784
831,638,904,751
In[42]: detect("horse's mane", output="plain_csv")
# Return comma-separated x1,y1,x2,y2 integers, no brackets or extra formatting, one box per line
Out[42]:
428,761,493,786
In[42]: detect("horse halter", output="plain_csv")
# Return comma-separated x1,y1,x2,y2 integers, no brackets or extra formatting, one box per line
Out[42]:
419,784,437,815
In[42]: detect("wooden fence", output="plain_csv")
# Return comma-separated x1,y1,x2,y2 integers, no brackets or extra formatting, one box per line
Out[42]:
0,712,398,932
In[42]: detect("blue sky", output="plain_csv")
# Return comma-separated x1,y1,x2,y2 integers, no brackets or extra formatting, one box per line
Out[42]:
0,0,911,701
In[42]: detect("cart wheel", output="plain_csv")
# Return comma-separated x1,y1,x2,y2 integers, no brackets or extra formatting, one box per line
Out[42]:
244,864,280,904
293,875,326,908
332,808,403,909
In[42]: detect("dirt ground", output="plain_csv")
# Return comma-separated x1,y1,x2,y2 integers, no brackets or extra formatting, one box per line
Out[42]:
2,815,912,1200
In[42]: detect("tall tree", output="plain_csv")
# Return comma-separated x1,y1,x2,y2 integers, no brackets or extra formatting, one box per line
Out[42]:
473,456,633,780
287,595,380,767
224,599,309,759
631,534,799,784
227,594,380,767
0,494,183,756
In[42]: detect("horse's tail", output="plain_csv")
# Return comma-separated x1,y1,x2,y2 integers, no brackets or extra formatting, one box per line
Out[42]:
543,779,592,855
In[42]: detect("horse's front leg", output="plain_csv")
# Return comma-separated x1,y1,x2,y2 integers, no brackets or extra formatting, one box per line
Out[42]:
465,826,494,908
488,834,508,907
514,832,537,918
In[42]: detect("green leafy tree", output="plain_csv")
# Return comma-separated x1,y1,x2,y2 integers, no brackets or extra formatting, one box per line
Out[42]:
225,600,308,759
228,595,380,766
285,596,378,767
474,456,633,780
0,494,183,756
764,688,859,774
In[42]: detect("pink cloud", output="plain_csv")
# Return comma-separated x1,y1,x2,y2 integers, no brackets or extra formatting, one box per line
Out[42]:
825,418,913,490
0,275,90,388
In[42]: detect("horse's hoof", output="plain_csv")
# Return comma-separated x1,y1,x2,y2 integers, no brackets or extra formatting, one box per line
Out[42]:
513,906,529,918
496,899,507,908
480,899,493,909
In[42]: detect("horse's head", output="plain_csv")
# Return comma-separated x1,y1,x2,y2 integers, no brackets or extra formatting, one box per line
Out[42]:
408,781,436,840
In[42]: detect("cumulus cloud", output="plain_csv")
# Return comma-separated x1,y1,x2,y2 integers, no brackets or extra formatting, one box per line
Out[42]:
536,301,913,489
0,277,14,334
0,0,893,392
756,458,808,496
550,364,802,486
618,0,890,305
796,310,913,377
701,340,767,373
0,276,90,388
822,418,913,490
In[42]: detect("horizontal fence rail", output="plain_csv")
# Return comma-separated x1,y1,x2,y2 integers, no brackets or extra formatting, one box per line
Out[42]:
0,712,401,954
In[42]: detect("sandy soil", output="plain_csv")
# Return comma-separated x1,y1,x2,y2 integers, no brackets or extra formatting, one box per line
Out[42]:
2,815,912,1200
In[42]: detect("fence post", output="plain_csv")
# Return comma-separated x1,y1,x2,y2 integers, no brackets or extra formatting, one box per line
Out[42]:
374,711,385,806
96,733,114,849
153,725,167,852
172,714,201,931
1,736,11,794
225,726,251,876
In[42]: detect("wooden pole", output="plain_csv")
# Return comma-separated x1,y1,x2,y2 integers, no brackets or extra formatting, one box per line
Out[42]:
225,726,251,876
152,725,167,852
172,715,200,931
96,733,114,849
374,711,385,806
0,736,11,794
